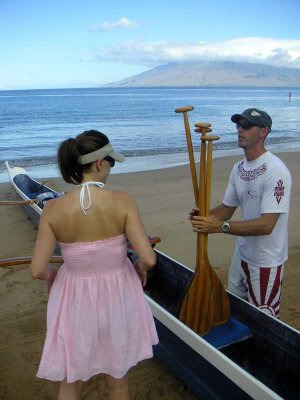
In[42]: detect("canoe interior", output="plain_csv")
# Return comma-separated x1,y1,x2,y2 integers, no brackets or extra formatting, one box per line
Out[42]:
13,173,55,199
12,173,55,227
147,251,300,399
155,319,252,400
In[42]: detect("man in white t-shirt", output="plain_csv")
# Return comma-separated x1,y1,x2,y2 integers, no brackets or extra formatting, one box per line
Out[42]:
190,108,291,318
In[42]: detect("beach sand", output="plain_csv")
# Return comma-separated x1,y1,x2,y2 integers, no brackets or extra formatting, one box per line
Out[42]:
0,152,299,399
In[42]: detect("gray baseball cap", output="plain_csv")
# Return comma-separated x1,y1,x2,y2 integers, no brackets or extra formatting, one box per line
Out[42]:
231,108,272,131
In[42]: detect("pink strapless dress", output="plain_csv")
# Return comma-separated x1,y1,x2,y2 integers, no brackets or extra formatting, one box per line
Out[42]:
36,234,158,382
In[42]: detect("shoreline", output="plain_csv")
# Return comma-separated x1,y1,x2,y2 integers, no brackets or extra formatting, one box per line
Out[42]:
2,140,300,183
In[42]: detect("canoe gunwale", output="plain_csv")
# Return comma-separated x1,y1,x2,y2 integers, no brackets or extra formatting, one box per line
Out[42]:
147,294,282,400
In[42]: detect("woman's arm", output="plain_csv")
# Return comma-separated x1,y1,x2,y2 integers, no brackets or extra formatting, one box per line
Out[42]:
123,193,156,271
30,204,57,280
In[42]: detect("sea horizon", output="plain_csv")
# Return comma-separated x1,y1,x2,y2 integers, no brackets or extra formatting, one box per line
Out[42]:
1,85,300,92
1,86,299,183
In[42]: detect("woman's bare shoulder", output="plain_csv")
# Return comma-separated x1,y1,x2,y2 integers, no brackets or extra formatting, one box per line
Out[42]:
42,192,74,214
109,190,137,208
112,189,135,200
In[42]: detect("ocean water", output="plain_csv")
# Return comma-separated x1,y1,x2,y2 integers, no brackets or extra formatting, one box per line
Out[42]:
0,87,299,181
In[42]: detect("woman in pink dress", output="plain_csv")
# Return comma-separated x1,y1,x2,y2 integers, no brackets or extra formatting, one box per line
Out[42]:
30,130,158,400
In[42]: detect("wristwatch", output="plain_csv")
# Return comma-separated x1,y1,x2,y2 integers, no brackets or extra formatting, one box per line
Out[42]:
221,221,230,233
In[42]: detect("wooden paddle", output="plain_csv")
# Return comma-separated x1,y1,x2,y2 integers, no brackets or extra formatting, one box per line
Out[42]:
0,237,161,268
175,110,230,334
175,106,198,203
180,130,215,333
0,198,39,205
196,133,230,328
0,256,63,268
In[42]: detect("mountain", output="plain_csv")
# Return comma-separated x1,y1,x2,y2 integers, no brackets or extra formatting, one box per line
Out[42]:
105,61,300,87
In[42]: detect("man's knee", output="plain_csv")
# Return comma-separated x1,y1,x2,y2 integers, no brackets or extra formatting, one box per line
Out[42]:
227,281,248,299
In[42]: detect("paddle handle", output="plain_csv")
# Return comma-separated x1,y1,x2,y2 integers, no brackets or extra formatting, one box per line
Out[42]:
184,112,198,203
175,106,198,203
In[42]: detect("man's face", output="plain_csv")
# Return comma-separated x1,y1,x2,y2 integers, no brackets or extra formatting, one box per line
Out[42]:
236,119,268,149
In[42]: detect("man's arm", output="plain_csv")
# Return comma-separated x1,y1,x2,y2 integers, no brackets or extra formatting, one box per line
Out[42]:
189,203,236,223
191,212,280,236
210,203,237,221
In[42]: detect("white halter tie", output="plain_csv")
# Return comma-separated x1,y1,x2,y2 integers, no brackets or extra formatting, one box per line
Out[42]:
79,181,105,215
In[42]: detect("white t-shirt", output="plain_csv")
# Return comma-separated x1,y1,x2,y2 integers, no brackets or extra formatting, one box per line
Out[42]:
223,151,291,267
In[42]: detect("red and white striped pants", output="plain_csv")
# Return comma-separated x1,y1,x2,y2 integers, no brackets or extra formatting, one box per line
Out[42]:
228,247,284,318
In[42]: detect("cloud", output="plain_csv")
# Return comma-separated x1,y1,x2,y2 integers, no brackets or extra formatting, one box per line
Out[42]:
89,17,140,32
88,37,300,68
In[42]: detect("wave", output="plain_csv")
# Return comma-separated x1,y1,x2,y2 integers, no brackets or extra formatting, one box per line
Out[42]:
2,135,300,168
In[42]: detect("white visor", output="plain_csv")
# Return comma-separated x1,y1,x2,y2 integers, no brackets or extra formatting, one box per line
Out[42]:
78,143,125,165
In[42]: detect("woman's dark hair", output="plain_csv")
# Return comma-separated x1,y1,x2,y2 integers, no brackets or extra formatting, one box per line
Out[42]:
58,130,109,184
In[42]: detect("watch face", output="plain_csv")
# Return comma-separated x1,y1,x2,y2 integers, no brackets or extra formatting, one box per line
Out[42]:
222,222,230,233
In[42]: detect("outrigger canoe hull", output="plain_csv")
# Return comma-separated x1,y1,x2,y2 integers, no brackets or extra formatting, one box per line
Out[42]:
5,161,300,400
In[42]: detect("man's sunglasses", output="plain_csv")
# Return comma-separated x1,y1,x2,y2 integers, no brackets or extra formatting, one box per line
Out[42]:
104,156,115,168
236,121,265,130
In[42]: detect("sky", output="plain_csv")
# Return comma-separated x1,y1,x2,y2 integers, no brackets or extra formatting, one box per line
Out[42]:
1,0,300,90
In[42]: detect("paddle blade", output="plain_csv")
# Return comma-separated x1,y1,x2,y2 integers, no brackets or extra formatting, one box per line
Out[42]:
207,259,231,323
178,258,230,335
179,262,215,335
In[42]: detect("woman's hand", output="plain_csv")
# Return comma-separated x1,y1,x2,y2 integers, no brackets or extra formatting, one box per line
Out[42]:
46,267,58,293
134,259,148,287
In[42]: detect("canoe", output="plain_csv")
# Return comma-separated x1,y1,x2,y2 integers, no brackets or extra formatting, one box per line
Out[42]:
5,161,300,400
